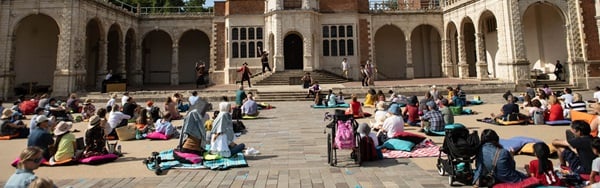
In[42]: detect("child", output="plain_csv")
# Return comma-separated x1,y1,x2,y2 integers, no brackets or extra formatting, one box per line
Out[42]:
106,93,117,112
527,143,561,186
81,99,96,120
590,138,600,184
336,91,345,104
154,113,179,138
5,147,45,187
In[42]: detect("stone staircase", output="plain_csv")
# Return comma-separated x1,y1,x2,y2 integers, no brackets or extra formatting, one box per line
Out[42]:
533,80,585,93
254,70,348,86
255,91,313,102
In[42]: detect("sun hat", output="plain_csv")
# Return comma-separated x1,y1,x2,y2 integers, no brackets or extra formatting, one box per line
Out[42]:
387,103,401,115
431,85,436,89
36,115,49,124
84,99,93,104
88,115,101,129
53,121,73,136
1,109,13,119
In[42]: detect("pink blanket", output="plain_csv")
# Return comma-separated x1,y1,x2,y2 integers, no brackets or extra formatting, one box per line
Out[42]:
382,139,446,158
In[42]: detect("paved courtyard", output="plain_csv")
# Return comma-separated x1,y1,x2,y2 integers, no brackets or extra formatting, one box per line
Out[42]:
0,88,597,187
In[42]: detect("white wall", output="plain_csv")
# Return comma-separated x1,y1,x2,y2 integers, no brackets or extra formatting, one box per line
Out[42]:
523,3,567,73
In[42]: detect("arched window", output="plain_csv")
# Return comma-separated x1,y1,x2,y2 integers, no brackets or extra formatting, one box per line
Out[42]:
240,28,247,40
331,40,338,56
232,42,239,58
231,27,264,59
339,27,345,38
321,24,356,57
331,26,337,38
232,28,238,40
240,42,247,58
323,40,329,56
257,28,263,39
346,26,353,37
347,39,354,56
249,42,255,58
249,28,255,40
323,26,329,38
339,40,346,56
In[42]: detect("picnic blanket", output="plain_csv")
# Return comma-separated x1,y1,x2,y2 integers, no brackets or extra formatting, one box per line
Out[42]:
144,149,248,172
310,103,350,108
382,139,445,158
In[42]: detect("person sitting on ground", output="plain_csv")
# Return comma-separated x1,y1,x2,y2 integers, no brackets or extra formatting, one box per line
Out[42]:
84,114,108,158
446,86,454,100
451,89,466,107
106,93,117,112
307,81,321,98
387,90,396,102
210,102,245,157
5,147,52,188
456,85,467,103
154,113,179,138
588,139,600,185
439,99,454,125
181,109,208,155
235,86,247,107
0,109,28,138
473,129,527,185
346,95,366,118
204,111,219,142
419,91,434,114
364,89,377,107
376,90,386,102
377,103,404,144
542,84,553,96
189,91,200,107
371,102,388,130
521,95,532,110
327,89,338,107
146,100,161,123
358,122,379,147
81,99,96,120
552,120,596,174
52,121,76,162
565,93,587,118
164,96,182,120
559,87,574,106
38,94,49,111
29,107,46,134
301,72,313,89
29,177,55,188
45,98,70,121
27,116,54,160
533,90,549,111
528,99,545,124
106,104,131,138
241,94,259,116
402,96,420,127
374,95,386,113
66,93,81,113
336,91,345,104
314,91,324,106
122,97,137,118
526,142,562,186
121,92,130,106
502,90,513,101
491,95,526,121
546,95,565,121
525,83,537,98
136,108,152,133
420,101,445,133
174,93,189,112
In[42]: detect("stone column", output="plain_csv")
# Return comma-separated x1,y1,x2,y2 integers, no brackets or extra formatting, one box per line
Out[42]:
97,40,108,89
441,39,454,77
131,43,143,87
171,42,179,85
302,0,310,9
273,16,284,72
508,0,530,85
119,41,126,79
53,8,75,97
303,36,313,71
457,35,469,78
475,33,488,80
405,39,414,79
1,35,16,98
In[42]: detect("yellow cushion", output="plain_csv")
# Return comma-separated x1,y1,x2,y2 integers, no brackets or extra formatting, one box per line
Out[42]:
496,119,526,125
519,143,556,155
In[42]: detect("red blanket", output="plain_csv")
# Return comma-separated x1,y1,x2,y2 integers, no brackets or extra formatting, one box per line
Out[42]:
382,139,445,158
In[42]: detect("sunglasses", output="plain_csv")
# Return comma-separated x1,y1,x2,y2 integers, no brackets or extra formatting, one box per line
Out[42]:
29,158,43,163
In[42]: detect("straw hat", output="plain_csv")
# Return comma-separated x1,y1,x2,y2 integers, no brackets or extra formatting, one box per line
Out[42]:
1,109,13,119
53,121,73,136
36,116,49,124
88,115,101,129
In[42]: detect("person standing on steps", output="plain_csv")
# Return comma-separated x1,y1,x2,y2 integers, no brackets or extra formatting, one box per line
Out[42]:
195,62,206,89
237,62,252,88
555,60,564,81
341,58,349,80
366,60,376,86
258,46,272,74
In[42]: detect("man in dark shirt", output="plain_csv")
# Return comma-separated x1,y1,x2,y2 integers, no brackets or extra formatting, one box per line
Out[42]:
492,95,521,120
27,116,54,159
552,120,596,174
122,97,137,117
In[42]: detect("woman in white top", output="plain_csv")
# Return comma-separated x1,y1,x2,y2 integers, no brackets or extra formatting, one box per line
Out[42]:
106,104,131,137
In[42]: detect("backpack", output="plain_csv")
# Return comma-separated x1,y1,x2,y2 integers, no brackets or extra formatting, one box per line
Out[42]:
335,120,355,149
360,136,378,161
533,111,544,125
233,120,246,133
231,107,242,120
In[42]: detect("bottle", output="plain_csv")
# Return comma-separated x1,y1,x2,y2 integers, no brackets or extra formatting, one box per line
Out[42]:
117,144,122,154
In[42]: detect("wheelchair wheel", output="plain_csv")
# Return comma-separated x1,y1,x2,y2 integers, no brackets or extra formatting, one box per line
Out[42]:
327,133,333,166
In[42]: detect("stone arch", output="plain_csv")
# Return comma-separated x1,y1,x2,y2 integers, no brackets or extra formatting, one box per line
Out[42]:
411,24,442,78
461,17,477,77
142,30,173,84
125,28,136,85
479,10,499,78
12,14,59,95
84,18,103,90
446,21,459,77
522,1,567,79
374,24,407,80
107,23,123,76
178,29,210,84
283,32,303,69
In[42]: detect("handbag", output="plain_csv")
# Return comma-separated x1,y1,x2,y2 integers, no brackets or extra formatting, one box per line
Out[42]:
479,148,501,187
115,125,137,141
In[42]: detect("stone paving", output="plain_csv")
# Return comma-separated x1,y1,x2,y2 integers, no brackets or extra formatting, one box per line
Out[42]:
0,88,597,188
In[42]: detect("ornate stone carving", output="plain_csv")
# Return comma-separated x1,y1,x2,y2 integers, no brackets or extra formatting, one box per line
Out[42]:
511,0,526,60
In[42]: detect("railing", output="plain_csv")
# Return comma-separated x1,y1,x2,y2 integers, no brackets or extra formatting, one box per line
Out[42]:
107,0,138,13
369,0,441,12
139,6,213,15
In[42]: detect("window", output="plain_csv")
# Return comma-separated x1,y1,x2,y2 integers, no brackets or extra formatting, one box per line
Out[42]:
232,42,239,58
322,24,355,56
249,28,255,40
249,42,255,58
231,26,264,59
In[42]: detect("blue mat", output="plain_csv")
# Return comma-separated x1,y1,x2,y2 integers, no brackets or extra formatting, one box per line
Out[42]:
144,149,248,172
469,100,484,105
310,103,350,108
546,120,571,126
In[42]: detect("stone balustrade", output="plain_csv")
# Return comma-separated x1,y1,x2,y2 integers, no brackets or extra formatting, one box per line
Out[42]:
369,0,441,13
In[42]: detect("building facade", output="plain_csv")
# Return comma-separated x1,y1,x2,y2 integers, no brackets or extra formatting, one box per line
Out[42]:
0,0,597,97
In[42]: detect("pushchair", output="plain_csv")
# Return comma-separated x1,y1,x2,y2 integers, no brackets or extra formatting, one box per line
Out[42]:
324,109,362,166
436,126,480,186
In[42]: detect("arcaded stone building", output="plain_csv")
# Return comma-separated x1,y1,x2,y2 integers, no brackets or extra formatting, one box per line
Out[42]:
0,0,598,97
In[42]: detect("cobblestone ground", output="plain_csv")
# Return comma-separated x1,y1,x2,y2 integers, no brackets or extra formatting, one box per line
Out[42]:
1,90,596,188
